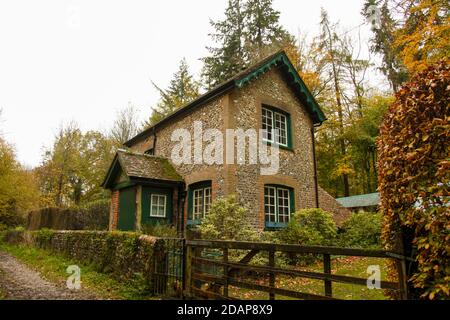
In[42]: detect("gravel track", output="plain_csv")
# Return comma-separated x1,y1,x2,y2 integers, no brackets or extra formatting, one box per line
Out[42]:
0,251,98,300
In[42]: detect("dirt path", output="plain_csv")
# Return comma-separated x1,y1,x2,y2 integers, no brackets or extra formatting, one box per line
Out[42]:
0,251,98,300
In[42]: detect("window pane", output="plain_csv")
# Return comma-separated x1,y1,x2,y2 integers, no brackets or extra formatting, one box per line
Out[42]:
151,194,166,217
274,112,288,146
193,189,204,220
204,187,212,215
264,187,277,223
262,108,273,142
277,188,290,223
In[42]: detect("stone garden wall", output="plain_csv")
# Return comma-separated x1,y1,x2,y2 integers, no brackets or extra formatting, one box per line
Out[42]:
2,230,162,291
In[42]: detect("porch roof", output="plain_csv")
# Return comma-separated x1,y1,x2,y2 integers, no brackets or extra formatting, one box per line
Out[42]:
102,150,183,189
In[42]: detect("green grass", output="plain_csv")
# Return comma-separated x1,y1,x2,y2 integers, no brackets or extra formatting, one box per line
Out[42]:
0,242,157,300
229,256,390,300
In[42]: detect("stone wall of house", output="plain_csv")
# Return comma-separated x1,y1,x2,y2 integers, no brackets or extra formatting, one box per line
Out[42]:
128,67,321,230
230,68,317,229
130,96,228,205
318,187,351,226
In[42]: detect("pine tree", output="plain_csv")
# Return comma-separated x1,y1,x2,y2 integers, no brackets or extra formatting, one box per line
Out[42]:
201,0,289,88
147,59,200,126
362,0,408,92
201,0,247,88
244,0,289,61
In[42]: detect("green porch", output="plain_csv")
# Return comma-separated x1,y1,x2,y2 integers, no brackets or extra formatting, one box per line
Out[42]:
102,150,184,233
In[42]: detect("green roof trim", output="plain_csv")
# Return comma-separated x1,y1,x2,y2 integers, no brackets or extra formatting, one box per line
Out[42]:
336,193,380,208
124,50,326,147
235,51,326,124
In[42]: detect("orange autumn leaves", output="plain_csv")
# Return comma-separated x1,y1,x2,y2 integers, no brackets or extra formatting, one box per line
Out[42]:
378,60,449,299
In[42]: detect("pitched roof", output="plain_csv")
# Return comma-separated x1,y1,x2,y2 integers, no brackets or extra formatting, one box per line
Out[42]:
124,50,326,147
102,150,183,189
336,193,380,208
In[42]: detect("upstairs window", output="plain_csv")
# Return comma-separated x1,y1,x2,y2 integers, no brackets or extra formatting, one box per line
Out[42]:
264,185,294,229
262,105,291,148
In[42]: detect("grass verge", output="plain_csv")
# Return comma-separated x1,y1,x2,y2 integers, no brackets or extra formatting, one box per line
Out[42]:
0,242,156,300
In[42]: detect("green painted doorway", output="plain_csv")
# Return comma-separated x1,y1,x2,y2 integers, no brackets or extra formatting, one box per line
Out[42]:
118,188,136,231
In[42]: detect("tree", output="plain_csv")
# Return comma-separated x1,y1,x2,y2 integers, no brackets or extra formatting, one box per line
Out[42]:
37,122,114,207
202,0,247,88
110,103,141,147
146,59,200,126
364,0,449,83
345,95,392,194
394,0,449,75
315,9,351,197
244,0,289,61
363,0,409,92
201,0,289,88
0,138,40,228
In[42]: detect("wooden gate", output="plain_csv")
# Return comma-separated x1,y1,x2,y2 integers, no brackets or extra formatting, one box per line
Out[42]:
184,240,409,300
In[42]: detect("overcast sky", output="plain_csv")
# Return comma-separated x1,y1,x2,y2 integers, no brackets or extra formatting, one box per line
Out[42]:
0,0,381,168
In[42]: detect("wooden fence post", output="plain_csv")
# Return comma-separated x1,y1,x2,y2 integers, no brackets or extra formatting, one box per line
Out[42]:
223,248,229,298
184,245,193,298
395,257,409,300
323,254,332,298
269,250,275,300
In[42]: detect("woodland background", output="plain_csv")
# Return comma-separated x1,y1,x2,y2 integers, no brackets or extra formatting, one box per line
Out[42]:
0,0,448,226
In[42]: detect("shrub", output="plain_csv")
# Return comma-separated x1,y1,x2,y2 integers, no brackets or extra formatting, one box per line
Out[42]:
197,195,259,241
35,228,54,244
338,212,382,249
0,211,25,230
76,199,110,230
378,61,449,299
141,222,178,238
275,208,338,246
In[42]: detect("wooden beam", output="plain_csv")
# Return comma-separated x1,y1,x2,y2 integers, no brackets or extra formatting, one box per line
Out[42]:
323,254,332,298
191,257,399,290
187,240,391,258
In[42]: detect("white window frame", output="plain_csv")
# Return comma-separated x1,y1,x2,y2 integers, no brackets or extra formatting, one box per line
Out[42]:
193,189,204,221
192,186,212,221
264,186,291,224
150,194,167,218
264,186,277,223
262,106,289,147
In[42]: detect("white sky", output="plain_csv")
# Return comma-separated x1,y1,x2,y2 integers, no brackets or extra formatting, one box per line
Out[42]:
0,0,382,168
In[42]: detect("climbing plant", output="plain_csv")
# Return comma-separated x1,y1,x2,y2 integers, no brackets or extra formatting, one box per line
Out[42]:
378,60,449,299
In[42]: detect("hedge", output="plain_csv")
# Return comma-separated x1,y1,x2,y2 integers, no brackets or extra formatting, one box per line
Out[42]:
378,60,449,299
27,200,110,231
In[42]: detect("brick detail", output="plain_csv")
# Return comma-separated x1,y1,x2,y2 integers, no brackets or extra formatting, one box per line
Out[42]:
109,190,119,231
318,187,351,226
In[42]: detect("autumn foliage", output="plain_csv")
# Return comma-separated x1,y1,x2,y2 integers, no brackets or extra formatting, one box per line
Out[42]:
378,61,449,299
